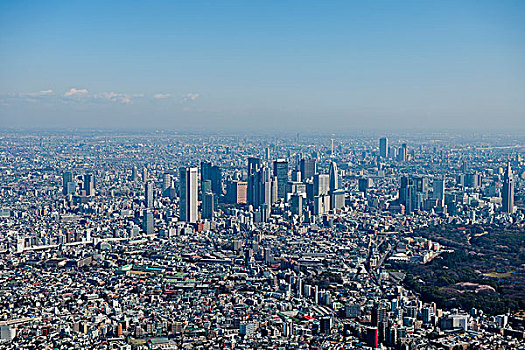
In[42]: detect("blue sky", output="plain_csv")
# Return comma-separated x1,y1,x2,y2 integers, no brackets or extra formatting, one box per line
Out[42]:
1,0,524,131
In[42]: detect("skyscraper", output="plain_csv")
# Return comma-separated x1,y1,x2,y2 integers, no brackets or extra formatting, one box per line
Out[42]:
162,172,171,192
366,327,379,348
379,137,388,158
142,167,148,182
131,166,138,182
399,176,415,212
291,193,302,216
179,167,198,223
248,157,261,176
247,157,262,207
62,171,74,195
210,165,222,195
265,146,271,160
502,162,515,213
291,169,302,182
465,173,482,188
162,172,170,191
273,159,289,199
329,161,339,193
83,174,95,196
313,174,330,197
247,160,274,221
358,178,372,196
143,210,154,234
145,181,154,208
202,191,215,219
201,161,222,196
202,179,212,195
398,143,407,162
433,177,445,204
226,180,247,204
300,158,316,182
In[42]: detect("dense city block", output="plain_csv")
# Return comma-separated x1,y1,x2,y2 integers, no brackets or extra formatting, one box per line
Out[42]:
0,131,524,349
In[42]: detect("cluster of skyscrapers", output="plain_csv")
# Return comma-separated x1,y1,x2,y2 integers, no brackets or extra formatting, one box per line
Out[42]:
1,131,523,349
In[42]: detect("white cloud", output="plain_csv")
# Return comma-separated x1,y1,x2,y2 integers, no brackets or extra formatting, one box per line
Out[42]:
182,93,199,102
153,93,171,99
65,88,88,97
22,89,54,97
94,92,132,104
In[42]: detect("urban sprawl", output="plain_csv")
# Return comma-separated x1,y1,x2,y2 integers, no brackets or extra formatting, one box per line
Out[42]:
0,131,523,350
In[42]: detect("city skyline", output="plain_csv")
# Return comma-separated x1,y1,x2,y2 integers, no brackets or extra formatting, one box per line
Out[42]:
1,1,525,348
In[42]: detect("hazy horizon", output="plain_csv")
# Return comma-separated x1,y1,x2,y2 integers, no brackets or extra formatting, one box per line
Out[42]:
1,1,524,131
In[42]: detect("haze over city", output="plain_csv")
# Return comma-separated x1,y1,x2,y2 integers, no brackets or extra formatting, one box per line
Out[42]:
1,1,524,131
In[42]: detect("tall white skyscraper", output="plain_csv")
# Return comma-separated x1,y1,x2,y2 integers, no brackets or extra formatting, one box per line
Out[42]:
329,161,339,193
179,167,198,223
314,174,330,197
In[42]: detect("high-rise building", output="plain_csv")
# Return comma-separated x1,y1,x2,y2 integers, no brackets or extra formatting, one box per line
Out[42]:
142,167,148,182
379,137,388,158
143,210,154,234
399,176,415,212
313,174,330,197
131,166,138,182
433,178,445,204
320,317,332,334
247,157,260,206
202,179,212,195
300,158,316,182
366,327,379,348
202,191,215,219
83,174,95,196
201,161,211,185
398,143,407,162
291,169,301,182
247,161,274,220
331,190,345,210
201,161,222,195
162,172,174,198
265,146,271,160
413,176,429,195
358,178,372,196
62,171,74,195
329,161,339,193
210,166,222,195
145,181,154,208
201,179,217,218
399,175,429,212
248,157,261,176
226,180,247,204
273,159,289,199
502,163,515,213
179,167,198,223
162,172,171,192
389,146,398,160
465,173,482,188
291,193,303,216
372,305,388,326
313,195,330,215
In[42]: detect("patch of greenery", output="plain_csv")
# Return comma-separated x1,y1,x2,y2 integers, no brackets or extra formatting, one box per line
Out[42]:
393,225,525,315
